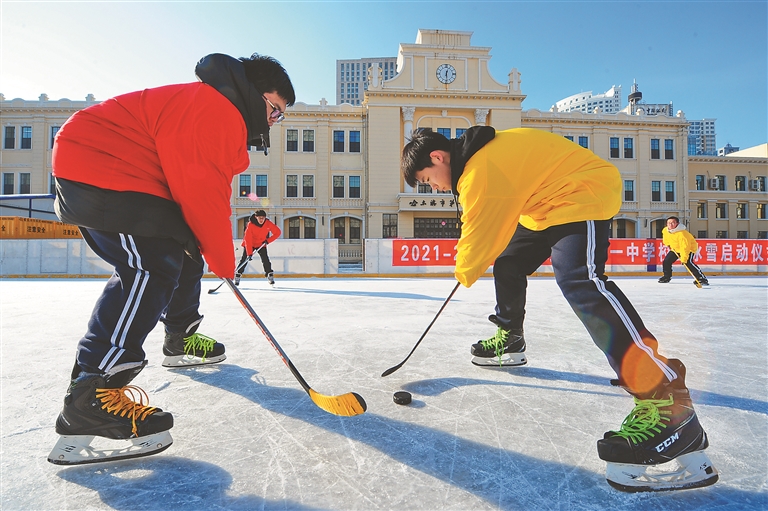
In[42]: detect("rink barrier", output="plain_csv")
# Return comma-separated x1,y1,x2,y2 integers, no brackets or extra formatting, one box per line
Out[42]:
1,237,766,278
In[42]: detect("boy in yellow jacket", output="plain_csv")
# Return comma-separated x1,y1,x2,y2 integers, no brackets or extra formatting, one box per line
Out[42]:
401,127,717,492
659,216,708,285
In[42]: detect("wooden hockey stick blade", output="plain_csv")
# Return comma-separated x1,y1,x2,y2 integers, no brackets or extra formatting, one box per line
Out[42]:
381,281,460,377
225,278,367,417
682,262,703,288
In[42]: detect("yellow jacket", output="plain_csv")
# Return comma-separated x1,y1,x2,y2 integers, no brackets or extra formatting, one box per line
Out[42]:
662,225,698,263
454,128,621,287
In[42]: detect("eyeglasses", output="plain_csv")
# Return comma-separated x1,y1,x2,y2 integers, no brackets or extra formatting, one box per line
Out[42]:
263,95,284,123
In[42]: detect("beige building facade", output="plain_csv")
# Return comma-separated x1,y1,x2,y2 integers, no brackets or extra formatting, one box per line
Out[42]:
2,29,767,267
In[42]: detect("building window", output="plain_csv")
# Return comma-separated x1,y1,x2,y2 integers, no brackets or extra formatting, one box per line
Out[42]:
303,130,314,152
302,175,314,197
334,217,346,243
417,183,432,194
4,127,15,149
665,181,675,202
350,218,361,244
697,202,707,219
623,138,634,158
19,173,31,194
455,128,467,138
737,231,748,239
286,175,298,197
664,139,674,159
651,181,661,202
333,176,345,198
564,135,574,142
49,173,56,194
610,137,619,158
715,203,727,219
50,126,60,149
437,128,451,139
349,176,361,198
616,219,627,238
715,230,728,238
2,173,14,194
758,231,768,239
256,175,267,197
21,126,32,149
333,130,344,152
716,175,726,191
578,136,588,149
623,180,634,201
758,176,767,192
414,217,462,238
288,218,300,239
349,131,360,152
286,129,298,152
735,176,746,191
736,203,748,219
757,203,767,219
651,139,660,159
239,175,251,197
695,175,705,191
383,213,398,238
304,218,316,239
698,230,708,238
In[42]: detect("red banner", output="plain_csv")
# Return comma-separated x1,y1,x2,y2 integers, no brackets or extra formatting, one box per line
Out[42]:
392,238,768,267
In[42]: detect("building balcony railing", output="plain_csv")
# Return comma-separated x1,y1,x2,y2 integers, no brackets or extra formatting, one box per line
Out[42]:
620,202,638,211
330,198,364,209
650,201,679,210
339,244,362,262
282,197,318,207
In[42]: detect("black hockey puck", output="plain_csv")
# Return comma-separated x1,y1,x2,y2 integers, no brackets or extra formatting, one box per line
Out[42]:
393,391,412,405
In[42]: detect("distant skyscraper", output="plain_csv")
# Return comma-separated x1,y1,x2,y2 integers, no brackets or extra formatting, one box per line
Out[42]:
688,119,717,156
623,81,674,117
336,57,397,105
554,85,622,113
718,143,739,156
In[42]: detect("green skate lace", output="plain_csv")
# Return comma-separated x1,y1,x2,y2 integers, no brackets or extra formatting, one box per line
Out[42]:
96,385,157,437
612,394,674,444
480,328,510,363
183,332,217,361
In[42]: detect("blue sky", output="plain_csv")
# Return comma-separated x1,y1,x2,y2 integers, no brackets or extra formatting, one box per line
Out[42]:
2,1,766,149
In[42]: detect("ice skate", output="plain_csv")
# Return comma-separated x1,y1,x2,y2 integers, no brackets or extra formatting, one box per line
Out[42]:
597,359,718,492
658,276,671,283
471,327,527,367
48,361,173,465
162,331,226,367
267,272,275,286
234,273,241,286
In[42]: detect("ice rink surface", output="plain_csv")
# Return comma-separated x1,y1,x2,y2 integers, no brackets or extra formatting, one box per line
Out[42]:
1,275,766,510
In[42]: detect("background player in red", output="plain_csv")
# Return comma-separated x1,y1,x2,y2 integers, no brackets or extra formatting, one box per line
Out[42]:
236,209,282,286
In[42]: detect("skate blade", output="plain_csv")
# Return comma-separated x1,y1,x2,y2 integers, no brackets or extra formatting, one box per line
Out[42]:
471,353,527,367
162,353,226,368
605,450,718,492
48,431,173,465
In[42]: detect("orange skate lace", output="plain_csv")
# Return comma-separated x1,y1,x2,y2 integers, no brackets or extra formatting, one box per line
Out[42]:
95,385,158,437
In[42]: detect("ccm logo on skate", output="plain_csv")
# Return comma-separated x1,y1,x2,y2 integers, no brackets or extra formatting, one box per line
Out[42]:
655,432,679,452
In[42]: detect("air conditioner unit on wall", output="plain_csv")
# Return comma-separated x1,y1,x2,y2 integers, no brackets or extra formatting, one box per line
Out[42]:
708,178,720,190
749,179,761,191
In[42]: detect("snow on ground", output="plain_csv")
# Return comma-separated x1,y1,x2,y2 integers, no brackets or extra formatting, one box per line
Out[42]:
1,276,766,510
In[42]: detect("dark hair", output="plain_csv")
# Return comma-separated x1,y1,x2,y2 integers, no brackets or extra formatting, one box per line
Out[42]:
240,53,296,107
255,209,267,217
667,216,680,223
401,130,451,187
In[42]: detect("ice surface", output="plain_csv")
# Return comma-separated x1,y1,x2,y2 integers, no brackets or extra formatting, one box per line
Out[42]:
1,276,766,510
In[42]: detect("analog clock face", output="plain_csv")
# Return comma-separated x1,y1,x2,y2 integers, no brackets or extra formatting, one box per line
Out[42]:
436,64,456,84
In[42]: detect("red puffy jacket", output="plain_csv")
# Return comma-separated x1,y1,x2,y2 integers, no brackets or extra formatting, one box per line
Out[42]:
241,216,282,255
52,83,250,278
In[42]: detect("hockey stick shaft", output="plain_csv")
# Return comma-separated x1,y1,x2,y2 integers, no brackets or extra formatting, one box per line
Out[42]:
208,255,253,294
224,278,367,416
381,281,460,377
682,258,703,288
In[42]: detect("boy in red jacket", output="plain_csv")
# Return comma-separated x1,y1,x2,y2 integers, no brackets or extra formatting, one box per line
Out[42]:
236,209,282,286
48,53,294,465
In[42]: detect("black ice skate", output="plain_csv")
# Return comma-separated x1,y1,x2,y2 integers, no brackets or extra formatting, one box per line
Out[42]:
234,273,242,286
48,361,173,465
267,272,275,286
471,327,527,367
597,359,718,492
162,330,226,368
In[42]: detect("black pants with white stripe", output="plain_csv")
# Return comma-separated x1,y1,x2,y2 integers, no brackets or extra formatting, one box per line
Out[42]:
75,228,204,375
662,250,707,282
492,220,678,394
